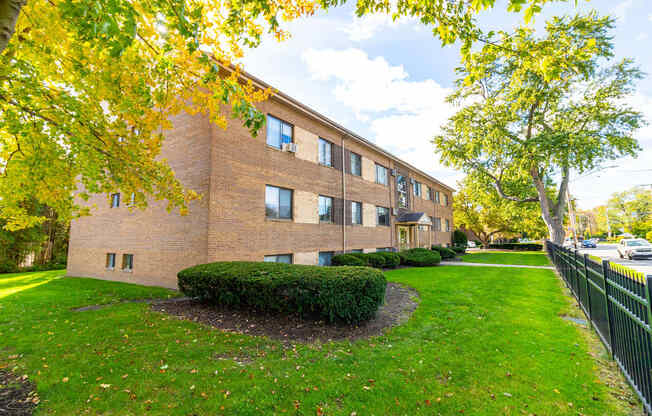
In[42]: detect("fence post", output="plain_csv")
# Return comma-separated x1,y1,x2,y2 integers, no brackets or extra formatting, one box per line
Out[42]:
602,259,615,358
583,253,592,321
645,276,652,347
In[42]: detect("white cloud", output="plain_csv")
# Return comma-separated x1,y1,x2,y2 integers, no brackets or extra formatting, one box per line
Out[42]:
636,32,648,41
301,47,460,187
340,12,414,42
612,0,634,22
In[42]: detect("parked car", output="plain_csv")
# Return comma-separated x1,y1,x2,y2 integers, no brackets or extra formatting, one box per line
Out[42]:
581,240,597,248
563,238,574,248
467,241,476,248
617,239,652,260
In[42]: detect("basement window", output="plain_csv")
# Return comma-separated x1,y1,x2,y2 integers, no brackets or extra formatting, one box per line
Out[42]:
106,253,116,270
110,193,120,208
122,254,134,272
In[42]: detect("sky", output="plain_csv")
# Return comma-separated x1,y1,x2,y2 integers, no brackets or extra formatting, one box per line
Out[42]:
241,0,652,210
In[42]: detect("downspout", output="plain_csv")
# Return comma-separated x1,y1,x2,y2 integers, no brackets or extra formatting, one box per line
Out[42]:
342,135,346,253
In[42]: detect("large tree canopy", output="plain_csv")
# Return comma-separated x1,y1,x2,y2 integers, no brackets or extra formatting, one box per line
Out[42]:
454,174,547,246
0,0,569,230
434,13,644,244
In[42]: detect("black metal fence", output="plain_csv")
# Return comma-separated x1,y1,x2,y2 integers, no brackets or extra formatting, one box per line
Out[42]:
546,241,652,413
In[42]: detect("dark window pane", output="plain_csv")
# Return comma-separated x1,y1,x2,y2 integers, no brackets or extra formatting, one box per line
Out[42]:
397,176,408,208
277,254,292,264
266,115,281,148
350,153,361,176
319,252,333,266
279,189,292,219
319,196,332,222
281,123,293,144
351,201,362,224
319,138,332,166
265,185,279,218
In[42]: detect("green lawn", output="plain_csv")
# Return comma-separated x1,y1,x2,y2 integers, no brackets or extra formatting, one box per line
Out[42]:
461,250,552,266
0,268,631,415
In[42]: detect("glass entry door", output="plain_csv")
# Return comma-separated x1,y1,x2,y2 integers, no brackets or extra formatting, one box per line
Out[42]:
398,226,410,251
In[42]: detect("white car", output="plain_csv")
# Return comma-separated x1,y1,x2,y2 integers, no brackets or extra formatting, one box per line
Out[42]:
467,241,476,248
617,239,652,260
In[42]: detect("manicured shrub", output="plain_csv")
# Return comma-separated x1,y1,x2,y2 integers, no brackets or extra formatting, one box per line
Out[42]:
398,248,441,267
452,246,466,254
452,230,468,247
431,245,456,260
487,243,542,251
366,252,388,269
376,252,401,269
331,254,367,267
178,262,387,324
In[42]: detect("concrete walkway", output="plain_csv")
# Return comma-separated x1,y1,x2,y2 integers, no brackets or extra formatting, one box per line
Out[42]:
442,261,554,270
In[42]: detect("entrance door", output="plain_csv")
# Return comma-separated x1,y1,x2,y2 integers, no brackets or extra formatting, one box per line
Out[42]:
398,226,410,251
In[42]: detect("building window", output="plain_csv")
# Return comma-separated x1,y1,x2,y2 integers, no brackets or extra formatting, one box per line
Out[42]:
435,191,441,204
319,195,333,223
264,254,293,264
266,115,293,149
445,219,451,232
318,138,332,167
319,251,334,266
426,187,433,201
377,247,392,252
413,181,422,197
265,185,292,220
349,249,363,253
106,253,116,269
351,201,362,225
444,194,449,206
434,217,442,231
350,152,361,176
375,164,388,185
397,175,408,209
110,193,120,208
376,206,390,226
122,254,134,271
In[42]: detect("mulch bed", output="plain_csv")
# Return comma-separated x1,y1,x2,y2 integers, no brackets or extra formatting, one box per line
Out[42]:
0,370,39,416
150,282,419,343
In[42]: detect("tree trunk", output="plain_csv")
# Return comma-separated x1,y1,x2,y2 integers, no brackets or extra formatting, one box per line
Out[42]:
0,0,25,54
530,167,567,245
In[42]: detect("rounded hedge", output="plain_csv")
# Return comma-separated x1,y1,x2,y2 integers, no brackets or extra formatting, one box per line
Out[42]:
431,245,456,259
398,248,441,267
178,261,387,324
331,254,367,266
451,246,466,254
376,252,401,269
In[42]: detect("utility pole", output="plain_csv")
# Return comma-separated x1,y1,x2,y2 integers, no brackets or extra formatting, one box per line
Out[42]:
566,188,579,247
606,207,612,239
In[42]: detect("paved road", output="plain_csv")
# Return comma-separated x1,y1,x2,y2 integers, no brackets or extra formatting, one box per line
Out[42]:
575,244,652,276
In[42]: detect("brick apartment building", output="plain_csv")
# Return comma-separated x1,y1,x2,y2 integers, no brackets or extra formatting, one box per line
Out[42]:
67,73,454,288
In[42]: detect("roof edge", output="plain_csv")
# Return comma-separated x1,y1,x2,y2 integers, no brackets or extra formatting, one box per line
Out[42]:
228,67,456,193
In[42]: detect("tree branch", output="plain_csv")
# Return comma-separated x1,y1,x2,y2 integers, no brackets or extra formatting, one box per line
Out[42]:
0,0,25,54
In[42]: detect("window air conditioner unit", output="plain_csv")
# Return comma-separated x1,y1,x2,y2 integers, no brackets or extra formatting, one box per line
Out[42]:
410,178,415,185
282,143,297,153
392,208,398,216
390,169,397,177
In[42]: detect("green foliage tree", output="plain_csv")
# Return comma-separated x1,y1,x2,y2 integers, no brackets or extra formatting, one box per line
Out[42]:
452,229,468,247
0,0,568,230
434,14,644,244
453,174,547,247
607,187,652,238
